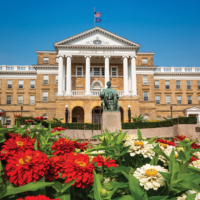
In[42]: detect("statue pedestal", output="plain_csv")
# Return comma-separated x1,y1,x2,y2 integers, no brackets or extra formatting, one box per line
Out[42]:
101,112,122,133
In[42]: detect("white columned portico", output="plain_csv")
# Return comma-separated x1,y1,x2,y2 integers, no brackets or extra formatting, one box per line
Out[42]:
85,56,91,95
123,56,129,96
104,56,110,86
58,55,64,96
66,55,72,96
131,56,137,96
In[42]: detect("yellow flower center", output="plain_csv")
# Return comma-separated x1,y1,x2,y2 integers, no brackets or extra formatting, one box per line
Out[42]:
160,143,168,148
24,155,32,163
77,161,87,167
19,158,25,165
134,141,144,147
1,150,6,154
16,141,24,146
175,154,178,158
145,169,158,177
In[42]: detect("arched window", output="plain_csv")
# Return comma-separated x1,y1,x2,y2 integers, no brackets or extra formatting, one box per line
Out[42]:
156,116,161,121
6,117,11,125
91,80,103,90
43,115,48,119
144,115,149,121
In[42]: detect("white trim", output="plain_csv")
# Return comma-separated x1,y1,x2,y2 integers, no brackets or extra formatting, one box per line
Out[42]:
137,52,155,55
111,66,118,77
76,65,83,76
36,51,56,54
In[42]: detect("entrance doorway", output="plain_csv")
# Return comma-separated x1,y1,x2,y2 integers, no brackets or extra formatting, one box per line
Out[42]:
92,106,103,123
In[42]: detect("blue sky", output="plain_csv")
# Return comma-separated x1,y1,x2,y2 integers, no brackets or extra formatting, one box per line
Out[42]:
0,0,199,67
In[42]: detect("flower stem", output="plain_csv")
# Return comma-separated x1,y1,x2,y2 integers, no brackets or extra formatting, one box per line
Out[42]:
118,157,122,166
102,165,104,177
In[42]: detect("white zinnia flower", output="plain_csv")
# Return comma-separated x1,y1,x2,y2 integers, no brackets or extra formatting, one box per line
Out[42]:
192,151,200,159
176,190,199,200
189,160,200,169
126,140,155,159
133,164,168,190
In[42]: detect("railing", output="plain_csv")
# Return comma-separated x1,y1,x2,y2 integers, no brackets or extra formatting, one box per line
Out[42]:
155,67,200,72
0,65,35,71
71,90,124,97
71,90,85,96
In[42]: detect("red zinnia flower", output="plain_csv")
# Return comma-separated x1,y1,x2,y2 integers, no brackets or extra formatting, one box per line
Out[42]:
157,139,175,147
5,150,50,186
93,155,117,168
0,136,34,161
17,194,60,200
74,141,89,150
51,127,65,133
191,142,200,149
0,112,5,116
52,138,76,156
14,114,21,119
36,116,47,120
5,132,22,140
190,156,198,163
25,119,34,123
61,153,95,189
176,135,189,141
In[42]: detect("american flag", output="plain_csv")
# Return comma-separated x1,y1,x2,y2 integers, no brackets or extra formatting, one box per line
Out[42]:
95,12,101,17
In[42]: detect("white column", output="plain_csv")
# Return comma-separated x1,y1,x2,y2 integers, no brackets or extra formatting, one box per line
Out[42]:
131,56,137,96
58,55,64,96
123,56,129,96
63,58,66,91
85,56,91,95
104,56,110,86
66,55,72,96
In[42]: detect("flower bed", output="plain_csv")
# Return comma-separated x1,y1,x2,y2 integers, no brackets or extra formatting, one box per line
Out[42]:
1,119,200,199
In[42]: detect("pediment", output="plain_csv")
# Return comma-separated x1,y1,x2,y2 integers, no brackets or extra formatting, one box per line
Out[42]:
184,106,200,111
54,27,140,48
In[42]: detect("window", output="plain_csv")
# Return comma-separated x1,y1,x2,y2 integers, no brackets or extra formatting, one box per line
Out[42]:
55,75,58,84
43,57,49,63
143,92,148,101
94,68,100,76
72,117,77,122
177,96,182,105
144,115,149,121
155,96,160,104
111,67,117,76
18,67,25,70
18,80,23,89
7,67,14,70
198,96,200,104
102,67,105,76
165,81,170,89
167,116,171,120
188,96,192,104
29,67,34,70
166,95,171,104
43,75,49,85
55,91,58,97
0,67,2,70
143,75,148,85
56,57,59,63
198,81,200,90
43,115,48,119
6,117,11,125
156,116,161,121
76,67,83,76
7,80,12,88
155,80,159,89
43,92,48,102
142,58,147,64
7,95,11,104
176,81,181,89
90,68,92,76
30,95,35,105
187,81,191,89
18,95,23,105
30,80,35,89
174,68,181,72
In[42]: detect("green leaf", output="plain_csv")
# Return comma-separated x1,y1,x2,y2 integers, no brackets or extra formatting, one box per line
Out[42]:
112,195,134,200
118,145,131,157
105,129,111,142
148,196,169,200
52,181,63,192
93,170,102,200
147,136,158,143
61,179,77,193
116,131,127,145
178,150,187,161
185,193,197,200
87,146,116,152
51,131,64,136
137,128,142,140
179,160,190,175
2,182,55,197
56,194,71,200
34,140,38,151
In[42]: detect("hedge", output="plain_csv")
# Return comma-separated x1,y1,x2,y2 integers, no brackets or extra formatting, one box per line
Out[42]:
18,116,197,130
122,116,197,129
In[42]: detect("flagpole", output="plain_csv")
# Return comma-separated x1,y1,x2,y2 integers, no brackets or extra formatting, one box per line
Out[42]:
94,7,95,27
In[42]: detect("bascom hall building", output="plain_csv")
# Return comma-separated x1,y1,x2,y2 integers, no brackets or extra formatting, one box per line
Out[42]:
1,27,200,125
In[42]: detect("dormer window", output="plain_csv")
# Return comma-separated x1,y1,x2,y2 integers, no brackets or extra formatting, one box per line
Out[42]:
43,57,49,63
142,58,148,64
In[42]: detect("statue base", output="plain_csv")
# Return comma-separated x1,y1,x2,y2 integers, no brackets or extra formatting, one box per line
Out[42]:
101,112,122,133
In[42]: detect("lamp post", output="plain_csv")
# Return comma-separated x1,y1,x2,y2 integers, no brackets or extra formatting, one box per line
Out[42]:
65,105,68,123
128,105,131,123
21,106,23,117
170,106,173,119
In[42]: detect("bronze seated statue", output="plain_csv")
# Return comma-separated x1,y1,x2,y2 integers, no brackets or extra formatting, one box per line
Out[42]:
100,81,120,111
